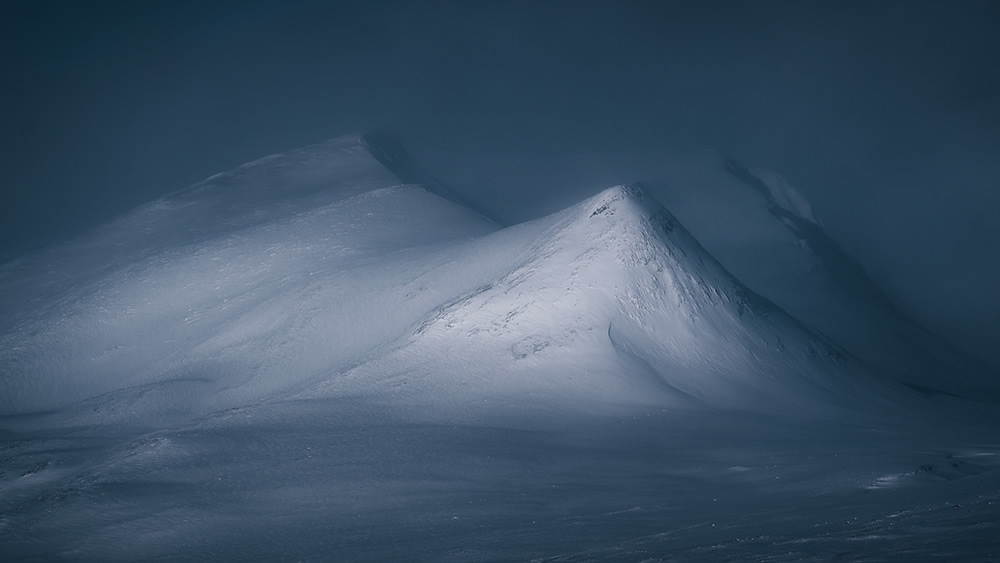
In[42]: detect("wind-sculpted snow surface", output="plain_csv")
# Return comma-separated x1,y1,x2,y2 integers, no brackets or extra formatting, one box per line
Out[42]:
0,135,997,561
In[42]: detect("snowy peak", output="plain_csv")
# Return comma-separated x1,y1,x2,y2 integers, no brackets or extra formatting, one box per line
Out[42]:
353,183,880,416
0,136,913,425
567,185,797,338
0,133,504,416
574,184,735,298
161,130,496,230
193,133,391,193
585,184,666,225
578,184,681,248
586,183,649,215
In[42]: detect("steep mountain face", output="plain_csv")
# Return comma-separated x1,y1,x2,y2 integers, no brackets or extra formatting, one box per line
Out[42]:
646,154,997,396
304,184,899,419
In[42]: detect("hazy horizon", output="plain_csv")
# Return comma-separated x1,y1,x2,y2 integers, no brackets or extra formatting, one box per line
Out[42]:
3,0,999,364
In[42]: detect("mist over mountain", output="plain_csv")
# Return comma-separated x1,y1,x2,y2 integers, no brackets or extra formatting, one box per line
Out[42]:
2,132,998,560
2,2,999,560
4,1,999,365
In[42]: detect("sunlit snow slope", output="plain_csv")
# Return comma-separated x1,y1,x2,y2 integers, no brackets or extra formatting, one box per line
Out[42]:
307,183,899,418
0,134,905,426
2,134,998,563
0,134,501,420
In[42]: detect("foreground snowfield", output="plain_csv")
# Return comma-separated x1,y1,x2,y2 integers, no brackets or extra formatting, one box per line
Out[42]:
1,134,998,560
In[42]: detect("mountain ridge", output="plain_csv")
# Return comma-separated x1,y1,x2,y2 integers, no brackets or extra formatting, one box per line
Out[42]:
303,183,904,419
0,134,976,425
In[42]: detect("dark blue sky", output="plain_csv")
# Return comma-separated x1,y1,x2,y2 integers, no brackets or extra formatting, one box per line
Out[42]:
2,0,999,363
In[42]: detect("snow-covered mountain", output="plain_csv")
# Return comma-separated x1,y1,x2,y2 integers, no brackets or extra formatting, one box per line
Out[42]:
0,134,501,421
1,133,997,561
306,182,906,420
0,134,910,426
638,152,998,397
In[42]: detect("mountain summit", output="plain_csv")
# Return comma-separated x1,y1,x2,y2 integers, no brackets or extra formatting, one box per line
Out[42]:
0,133,500,416
304,183,901,418
2,133,996,562
0,136,907,423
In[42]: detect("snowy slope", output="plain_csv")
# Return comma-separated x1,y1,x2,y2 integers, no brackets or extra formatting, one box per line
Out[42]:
640,153,998,397
0,135,906,426
496,148,996,395
1,134,997,562
305,184,898,419
0,134,499,420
